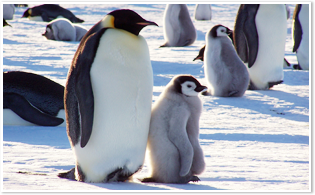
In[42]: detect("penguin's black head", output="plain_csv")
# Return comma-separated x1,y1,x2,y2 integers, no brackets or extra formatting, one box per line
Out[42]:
108,9,158,36
173,75,207,97
210,24,233,38
193,45,206,61
22,8,31,18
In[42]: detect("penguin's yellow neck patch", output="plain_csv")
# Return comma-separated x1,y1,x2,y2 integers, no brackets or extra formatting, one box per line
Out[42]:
28,8,32,16
101,15,115,28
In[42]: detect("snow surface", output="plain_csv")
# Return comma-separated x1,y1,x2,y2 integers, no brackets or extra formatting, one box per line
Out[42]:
2,3,310,192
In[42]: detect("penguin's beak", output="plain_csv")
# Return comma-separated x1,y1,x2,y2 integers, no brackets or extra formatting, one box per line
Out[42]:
195,86,208,93
227,28,233,35
137,21,158,27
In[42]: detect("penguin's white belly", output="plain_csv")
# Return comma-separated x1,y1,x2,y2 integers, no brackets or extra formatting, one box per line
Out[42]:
28,16,44,21
74,29,153,182
3,109,66,126
3,109,34,126
250,4,286,89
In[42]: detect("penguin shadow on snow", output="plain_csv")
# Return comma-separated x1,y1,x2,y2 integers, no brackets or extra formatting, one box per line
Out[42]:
205,89,308,122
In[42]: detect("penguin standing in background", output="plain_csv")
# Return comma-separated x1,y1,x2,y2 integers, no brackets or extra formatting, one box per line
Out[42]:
161,4,196,47
58,9,158,183
204,25,249,97
292,4,309,70
142,75,207,184
194,4,212,21
233,4,287,90
3,71,65,126
22,4,84,23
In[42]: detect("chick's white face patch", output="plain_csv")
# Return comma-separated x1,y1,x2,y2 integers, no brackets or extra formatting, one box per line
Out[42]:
181,81,199,96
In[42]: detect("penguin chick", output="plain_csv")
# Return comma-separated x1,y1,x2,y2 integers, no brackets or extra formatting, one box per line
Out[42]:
142,75,207,184
204,24,249,97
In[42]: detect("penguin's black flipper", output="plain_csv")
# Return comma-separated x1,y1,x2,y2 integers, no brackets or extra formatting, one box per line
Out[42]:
4,93,64,126
234,4,249,63
73,28,109,148
292,4,302,52
243,4,260,68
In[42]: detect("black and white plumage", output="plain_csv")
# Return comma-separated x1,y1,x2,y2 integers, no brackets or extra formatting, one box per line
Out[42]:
233,4,287,90
3,71,65,126
142,75,207,184
22,4,84,23
59,9,158,183
292,4,309,70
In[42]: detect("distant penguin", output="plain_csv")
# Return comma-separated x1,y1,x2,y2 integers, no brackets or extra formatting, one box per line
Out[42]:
3,71,65,126
3,4,15,20
141,75,207,184
204,25,249,97
292,4,309,70
285,4,290,19
161,4,196,47
42,18,87,41
233,4,287,90
22,4,84,23
58,9,158,183
194,4,212,21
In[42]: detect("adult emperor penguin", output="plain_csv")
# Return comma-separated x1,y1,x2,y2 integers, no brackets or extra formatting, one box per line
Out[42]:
160,4,196,47
22,4,84,23
142,75,207,184
42,18,87,41
3,71,65,126
233,4,287,90
203,25,249,97
292,4,309,70
58,9,158,183
194,4,212,21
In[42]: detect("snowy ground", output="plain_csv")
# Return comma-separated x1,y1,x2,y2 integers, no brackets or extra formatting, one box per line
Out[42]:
2,3,310,192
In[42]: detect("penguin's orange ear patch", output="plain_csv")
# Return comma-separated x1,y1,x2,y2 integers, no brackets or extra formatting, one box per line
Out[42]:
28,9,32,15
101,15,115,28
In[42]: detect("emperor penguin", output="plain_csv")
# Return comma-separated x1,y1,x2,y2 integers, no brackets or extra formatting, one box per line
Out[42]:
142,75,207,184
233,4,287,90
22,4,84,23
3,71,65,126
203,25,249,97
194,4,212,21
42,18,87,41
292,4,309,70
58,9,158,183
160,4,197,47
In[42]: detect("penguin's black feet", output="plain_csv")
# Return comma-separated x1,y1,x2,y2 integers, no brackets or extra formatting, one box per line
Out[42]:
189,175,200,182
293,64,302,70
268,80,283,89
140,177,156,183
58,167,76,180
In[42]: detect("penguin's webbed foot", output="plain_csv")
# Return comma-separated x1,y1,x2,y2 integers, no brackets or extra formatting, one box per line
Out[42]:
189,175,200,182
58,167,76,180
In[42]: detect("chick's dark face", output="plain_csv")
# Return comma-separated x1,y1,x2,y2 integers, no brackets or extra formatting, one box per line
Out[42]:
109,9,158,36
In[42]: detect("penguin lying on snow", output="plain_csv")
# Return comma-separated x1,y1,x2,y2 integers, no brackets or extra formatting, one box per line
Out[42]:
3,71,65,126
42,18,87,41
58,9,158,183
22,4,84,23
203,25,249,97
142,75,207,184
233,4,287,90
